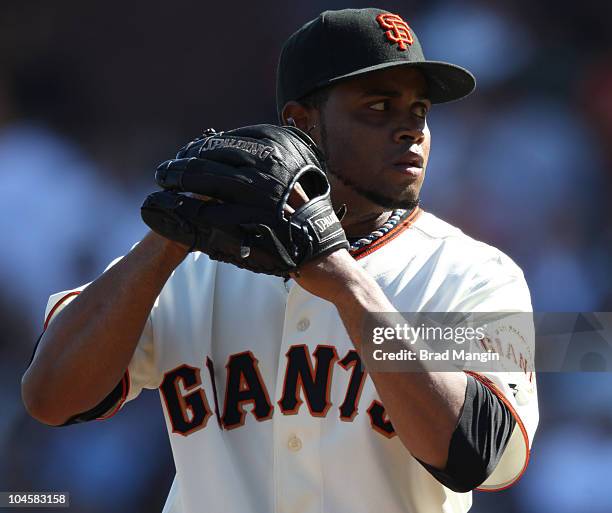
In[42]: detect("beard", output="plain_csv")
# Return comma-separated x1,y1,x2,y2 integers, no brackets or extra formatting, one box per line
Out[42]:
318,118,421,211
325,166,421,209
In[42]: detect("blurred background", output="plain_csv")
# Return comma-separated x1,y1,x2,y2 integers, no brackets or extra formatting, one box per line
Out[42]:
1,0,611,511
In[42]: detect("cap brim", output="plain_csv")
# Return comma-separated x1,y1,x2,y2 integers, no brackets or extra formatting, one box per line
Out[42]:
329,60,476,104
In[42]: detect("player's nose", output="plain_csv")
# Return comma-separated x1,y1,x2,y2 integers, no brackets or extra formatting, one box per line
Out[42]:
393,125,425,146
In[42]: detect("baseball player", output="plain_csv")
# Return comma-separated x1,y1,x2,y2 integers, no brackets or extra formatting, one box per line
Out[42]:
22,8,538,513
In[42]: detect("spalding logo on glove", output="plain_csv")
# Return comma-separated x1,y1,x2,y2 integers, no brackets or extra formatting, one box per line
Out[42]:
141,124,349,277
197,135,274,160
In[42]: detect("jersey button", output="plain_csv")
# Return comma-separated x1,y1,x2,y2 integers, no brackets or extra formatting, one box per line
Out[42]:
287,435,303,452
296,318,310,332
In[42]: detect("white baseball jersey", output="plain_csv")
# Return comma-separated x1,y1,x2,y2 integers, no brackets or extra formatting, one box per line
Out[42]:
44,208,538,513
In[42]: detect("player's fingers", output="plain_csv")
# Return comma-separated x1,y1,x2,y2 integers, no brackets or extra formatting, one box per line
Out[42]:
287,182,310,210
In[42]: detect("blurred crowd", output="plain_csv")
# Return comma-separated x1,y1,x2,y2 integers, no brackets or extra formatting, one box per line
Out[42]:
1,1,611,512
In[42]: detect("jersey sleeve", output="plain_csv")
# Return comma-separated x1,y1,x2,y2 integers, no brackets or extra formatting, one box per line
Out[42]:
452,251,539,491
161,476,183,513
39,254,161,424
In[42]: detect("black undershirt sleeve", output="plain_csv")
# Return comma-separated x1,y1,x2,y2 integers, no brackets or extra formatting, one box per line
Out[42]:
418,374,516,493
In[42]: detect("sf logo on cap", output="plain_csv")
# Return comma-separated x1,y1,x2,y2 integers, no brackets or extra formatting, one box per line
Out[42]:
376,13,414,51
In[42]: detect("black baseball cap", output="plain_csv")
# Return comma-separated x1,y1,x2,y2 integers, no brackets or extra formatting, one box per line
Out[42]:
276,8,476,119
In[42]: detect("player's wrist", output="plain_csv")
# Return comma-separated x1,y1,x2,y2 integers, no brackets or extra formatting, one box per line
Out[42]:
318,251,379,305
145,231,190,260
333,265,391,311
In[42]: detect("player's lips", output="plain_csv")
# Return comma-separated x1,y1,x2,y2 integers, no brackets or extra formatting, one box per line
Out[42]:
391,152,424,178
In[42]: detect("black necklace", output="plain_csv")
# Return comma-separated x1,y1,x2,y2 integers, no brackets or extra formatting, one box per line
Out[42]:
348,209,410,252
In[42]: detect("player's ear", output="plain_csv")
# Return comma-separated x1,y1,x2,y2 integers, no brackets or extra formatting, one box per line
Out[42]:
281,101,313,132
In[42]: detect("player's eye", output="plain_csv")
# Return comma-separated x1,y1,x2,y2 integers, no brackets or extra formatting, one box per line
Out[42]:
368,100,389,111
412,103,429,119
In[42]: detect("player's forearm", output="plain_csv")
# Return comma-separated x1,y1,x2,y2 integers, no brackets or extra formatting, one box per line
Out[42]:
21,231,189,426
332,274,467,469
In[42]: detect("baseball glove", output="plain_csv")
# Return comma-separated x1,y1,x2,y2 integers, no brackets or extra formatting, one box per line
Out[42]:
141,124,349,277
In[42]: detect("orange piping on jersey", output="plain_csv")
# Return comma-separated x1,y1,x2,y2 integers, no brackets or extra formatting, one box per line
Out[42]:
43,291,81,330
352,207,422,261
96,369,131,420
42,290,130,422
465,371,531,492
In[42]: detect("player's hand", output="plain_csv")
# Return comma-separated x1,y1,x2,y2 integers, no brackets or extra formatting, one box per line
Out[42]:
287,184,364,304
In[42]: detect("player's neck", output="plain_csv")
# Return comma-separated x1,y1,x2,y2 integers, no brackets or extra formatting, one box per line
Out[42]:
342,209,394,238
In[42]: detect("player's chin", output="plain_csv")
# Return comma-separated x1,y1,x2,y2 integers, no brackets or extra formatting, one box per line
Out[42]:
378,182,423,208
388,194,421,210
364,187,420,209
379,169,424,199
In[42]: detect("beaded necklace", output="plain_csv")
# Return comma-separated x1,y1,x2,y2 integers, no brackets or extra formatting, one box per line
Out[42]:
348,208,411,252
